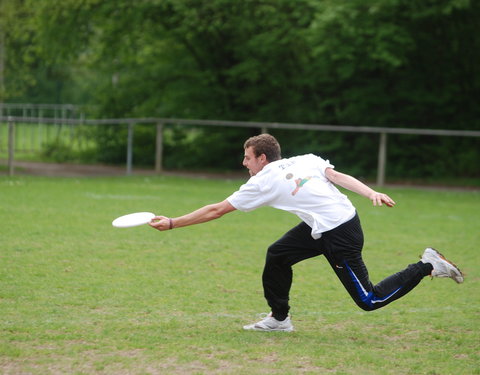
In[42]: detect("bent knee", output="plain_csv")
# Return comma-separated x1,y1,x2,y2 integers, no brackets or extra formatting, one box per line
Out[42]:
357,302,376,312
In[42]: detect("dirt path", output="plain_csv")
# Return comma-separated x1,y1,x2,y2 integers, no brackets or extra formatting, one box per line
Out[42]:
0,160,145,177
1,160,477,191
0,160,246,179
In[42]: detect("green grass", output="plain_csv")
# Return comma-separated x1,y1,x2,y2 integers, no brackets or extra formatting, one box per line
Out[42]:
1,175,479,374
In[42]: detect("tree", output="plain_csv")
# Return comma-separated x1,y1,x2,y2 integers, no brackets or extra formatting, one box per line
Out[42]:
2,0,478,177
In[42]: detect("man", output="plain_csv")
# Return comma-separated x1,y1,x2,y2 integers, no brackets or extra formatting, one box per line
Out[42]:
149,134,463,332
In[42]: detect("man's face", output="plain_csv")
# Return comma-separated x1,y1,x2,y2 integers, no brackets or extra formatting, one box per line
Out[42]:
243,146,268,176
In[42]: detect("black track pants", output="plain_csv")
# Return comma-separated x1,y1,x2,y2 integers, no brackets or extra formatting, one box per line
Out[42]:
262,213,432,319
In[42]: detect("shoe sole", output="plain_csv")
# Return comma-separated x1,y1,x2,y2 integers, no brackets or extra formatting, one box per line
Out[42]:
429,248,464,284
243,326,294,332
243,324,294,332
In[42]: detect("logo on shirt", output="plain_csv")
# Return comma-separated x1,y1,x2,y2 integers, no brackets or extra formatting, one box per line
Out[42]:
286,173,315,196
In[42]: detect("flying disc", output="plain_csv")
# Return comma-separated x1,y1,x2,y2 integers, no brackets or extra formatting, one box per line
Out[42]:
112,212,155,228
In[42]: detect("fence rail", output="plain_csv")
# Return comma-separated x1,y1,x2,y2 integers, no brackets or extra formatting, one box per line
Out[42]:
0,103,86,119
1,115,479,185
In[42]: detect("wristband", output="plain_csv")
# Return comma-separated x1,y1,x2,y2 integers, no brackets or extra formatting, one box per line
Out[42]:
169,218,174,230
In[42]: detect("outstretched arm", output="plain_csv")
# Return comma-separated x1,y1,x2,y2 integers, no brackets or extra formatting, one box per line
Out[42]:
325,168,395,207
149,199,237,231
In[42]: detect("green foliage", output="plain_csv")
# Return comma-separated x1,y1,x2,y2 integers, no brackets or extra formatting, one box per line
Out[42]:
155,125,250,171
1,0,479,178
41,140,75,162
40,138,97,164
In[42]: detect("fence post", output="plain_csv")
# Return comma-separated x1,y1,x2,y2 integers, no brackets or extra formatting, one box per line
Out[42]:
155,122,164,173
0,107,3,152
126,122,134,176
38,108,43,150
8,117,15,176
376,132,387,187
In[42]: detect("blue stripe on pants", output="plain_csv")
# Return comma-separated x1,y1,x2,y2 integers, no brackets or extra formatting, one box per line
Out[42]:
344,261,403,308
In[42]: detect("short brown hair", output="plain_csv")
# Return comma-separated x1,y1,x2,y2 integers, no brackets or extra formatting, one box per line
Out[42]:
244,134,281,162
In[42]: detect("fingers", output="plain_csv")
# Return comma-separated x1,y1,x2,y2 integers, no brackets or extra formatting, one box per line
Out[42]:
383,194,396,207
371,192,396,207
148,215,170,231
384,197,395,207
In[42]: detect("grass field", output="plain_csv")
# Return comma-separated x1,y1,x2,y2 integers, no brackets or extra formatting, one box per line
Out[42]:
1,175,479,375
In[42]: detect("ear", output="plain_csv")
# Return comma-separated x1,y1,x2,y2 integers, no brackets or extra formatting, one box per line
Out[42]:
259,153,268,164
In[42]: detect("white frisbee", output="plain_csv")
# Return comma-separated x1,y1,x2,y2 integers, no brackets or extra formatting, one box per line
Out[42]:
112,212,155,228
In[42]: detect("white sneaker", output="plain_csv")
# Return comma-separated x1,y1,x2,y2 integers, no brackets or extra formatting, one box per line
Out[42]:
243,313,294,332
421,247,464,284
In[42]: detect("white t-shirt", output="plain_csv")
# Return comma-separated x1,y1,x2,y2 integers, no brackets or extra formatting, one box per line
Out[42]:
227,154,356,239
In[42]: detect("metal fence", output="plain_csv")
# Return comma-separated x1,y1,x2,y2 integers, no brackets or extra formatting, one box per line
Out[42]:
1,115,479,186
0,103,85,121
0,103,89,154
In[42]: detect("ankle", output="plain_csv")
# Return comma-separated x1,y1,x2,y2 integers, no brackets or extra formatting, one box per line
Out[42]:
419,261,434,276
272,313,288,321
